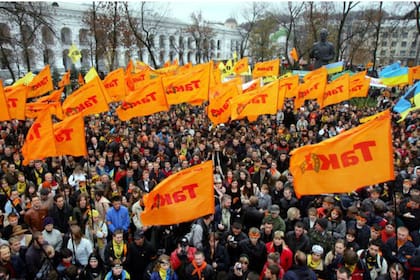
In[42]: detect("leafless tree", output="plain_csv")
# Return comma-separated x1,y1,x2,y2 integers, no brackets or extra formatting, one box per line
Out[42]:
184,11,214,63
238,2,267,58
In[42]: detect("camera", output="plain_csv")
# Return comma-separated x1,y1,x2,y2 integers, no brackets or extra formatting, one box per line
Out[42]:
228,236,238,247
234,262,242,272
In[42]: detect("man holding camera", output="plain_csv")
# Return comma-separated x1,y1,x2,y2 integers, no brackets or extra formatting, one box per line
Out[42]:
170,237,196,279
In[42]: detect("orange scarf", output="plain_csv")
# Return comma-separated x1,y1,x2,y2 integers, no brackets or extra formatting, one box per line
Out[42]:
191,260,207,279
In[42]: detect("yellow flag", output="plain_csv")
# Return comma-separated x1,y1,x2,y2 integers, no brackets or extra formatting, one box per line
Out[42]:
13,72,34,86
68,44,82,64
84,67,99,83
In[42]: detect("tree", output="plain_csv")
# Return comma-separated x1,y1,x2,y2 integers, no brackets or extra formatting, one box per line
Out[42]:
249,15,279,61
0,2,55,77
371,2,383,72
270,2,304,67
124,1,169,68
413,2,420,65
334,2,360,61
238,2,267,58
184,11,215,63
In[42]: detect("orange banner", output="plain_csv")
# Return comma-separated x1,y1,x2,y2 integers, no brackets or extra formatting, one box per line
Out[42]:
289,110,394,198
103,68,127,102
409,65,420,85
53,113,87,157
349,71,370,98
304,67,328,82
277,85,286,111
36,88,63,103
78,73,85,86
116,78,169,121
0,82,11,121
321,74,350,109
252,59,280,79
130,70,151,91
21,110,56,165
279,74,299,98
141,161,215,226
58,70,71,88
242,78,261,94
231,80,279,120
209,78,241,100
5,85,27,120
207,82,239,125
27,65,54,98
25,102,63,120
162,62,211,105
62,76,109,118
234,57,249,75
294,73,327,109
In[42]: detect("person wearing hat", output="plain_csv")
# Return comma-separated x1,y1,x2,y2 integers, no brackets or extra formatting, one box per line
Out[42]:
79,252,107,280
170,237,197,279
263,204,286,233
308,218,333,254
85,209,108,261
317,195,336,219
42,216,63,252
307,244,326,279
104,259,131,280
126,229,156,280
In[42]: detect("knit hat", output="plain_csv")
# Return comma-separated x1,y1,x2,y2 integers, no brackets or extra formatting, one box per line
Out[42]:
43,216,54,227
312,244,324,255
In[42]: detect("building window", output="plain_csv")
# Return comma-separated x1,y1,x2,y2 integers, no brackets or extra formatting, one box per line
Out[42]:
61,27,72,45
79,29,89,45
402,32,408,38
392,32,398,38
401,41,407,47
410,50,416,56
381,41,387,47
400,50,406,56
217,40,221,50
390,50,395,55
380,50,386,56
391,41,397,47
382,32,388,38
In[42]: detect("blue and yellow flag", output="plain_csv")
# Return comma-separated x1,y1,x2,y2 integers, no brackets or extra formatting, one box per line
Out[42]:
324,61,344,75
393,81,420,121
380,67,409,87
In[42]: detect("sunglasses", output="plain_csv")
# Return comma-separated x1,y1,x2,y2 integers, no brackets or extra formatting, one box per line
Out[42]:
160,261,170,265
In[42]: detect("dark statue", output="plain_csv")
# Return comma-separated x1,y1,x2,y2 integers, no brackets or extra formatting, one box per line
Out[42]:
310,28,335,69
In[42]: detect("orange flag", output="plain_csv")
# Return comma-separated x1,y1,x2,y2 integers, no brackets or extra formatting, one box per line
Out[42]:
53,113,87,157
277,85,286,111
58,70,71,88
209,78,241,100
36,88,63,103
0,82,11,121
103,68,128,102
290,48,299,62
27,65,54,99
21,110,57,165
116,78,169,121
289,110,394,198
233,57,249,75
5,85,27,120
252,59,280,79
207,82,239,125
231,80,279,121
126,60,134,74
141,161,215,226
279,74,299,98
62,76,109,118
25,102,63,120
129,70,151,91
294,73,327,109
78,73,85,86
162,62,211,105
409,65,420,85
242,78,261,94
304,67,328,82
349,71,370,98
321,74,350,109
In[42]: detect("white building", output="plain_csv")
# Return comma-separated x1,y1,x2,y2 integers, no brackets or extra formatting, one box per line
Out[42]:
0,2,243,79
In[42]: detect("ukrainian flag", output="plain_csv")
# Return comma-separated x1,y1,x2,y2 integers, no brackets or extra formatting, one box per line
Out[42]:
379,62,401,77
393,81,420,121
380,66,409,87
324,61,344,75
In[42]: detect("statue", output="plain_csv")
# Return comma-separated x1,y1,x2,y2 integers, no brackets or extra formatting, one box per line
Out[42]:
310,28,335,69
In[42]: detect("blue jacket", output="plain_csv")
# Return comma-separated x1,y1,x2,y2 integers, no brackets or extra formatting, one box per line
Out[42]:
106,206,130,234
283,266,317,280
150,270,179,280
104,270,130,280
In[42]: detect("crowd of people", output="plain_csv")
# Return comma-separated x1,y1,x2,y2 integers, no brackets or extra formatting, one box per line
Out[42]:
0,75,418,280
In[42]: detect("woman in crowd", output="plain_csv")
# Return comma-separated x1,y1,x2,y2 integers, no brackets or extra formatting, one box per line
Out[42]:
67,225,94,267
150,254,178,280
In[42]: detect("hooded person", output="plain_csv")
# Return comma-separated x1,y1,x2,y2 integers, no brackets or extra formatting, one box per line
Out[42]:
79,252,107,280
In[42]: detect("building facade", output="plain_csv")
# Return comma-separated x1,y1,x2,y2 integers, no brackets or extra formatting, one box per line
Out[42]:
0,2,243,80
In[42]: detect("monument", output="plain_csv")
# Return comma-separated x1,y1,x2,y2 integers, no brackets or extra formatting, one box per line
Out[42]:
310,28,335,69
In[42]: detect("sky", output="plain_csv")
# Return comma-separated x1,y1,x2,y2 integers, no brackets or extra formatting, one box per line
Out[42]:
167,1,246,23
